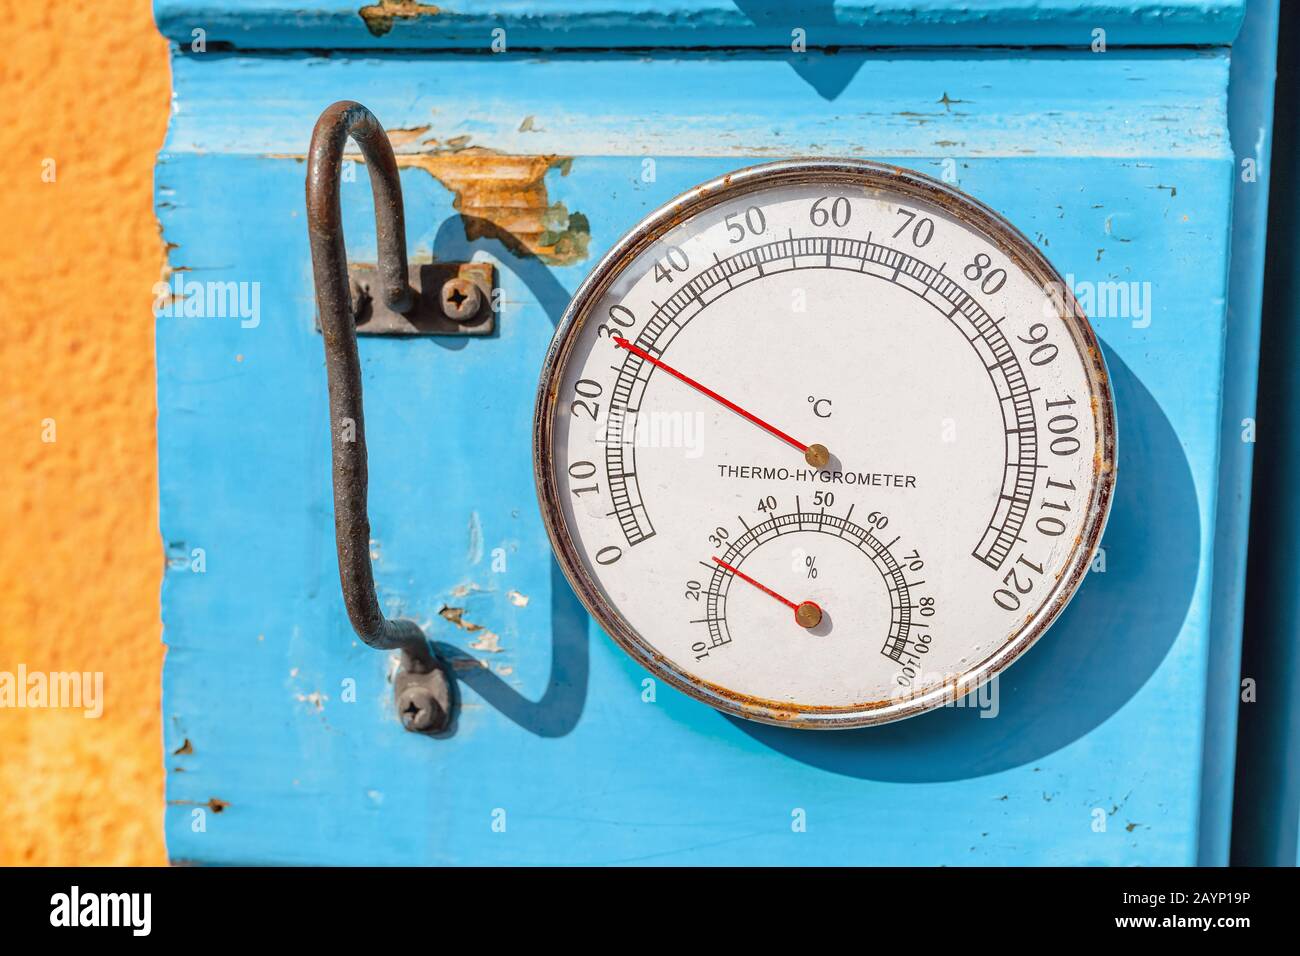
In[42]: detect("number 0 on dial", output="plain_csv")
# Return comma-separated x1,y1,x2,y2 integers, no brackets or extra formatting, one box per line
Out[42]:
534,160,1116,728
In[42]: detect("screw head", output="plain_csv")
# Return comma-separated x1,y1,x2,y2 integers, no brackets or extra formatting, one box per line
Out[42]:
439,277,482,322
795,601,823,629
396,685,446,733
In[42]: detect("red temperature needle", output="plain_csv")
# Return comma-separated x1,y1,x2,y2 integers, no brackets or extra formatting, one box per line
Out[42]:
613,336,830,468
712,556,823,629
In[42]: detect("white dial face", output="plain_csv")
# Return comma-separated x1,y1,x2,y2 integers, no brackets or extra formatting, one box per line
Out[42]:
536,162,1115,728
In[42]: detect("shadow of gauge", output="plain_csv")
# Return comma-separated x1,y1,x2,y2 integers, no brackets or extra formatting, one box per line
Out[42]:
728,344,1198,781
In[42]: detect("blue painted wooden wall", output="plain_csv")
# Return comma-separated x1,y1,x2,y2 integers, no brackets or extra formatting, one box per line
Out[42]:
153,0,1273,865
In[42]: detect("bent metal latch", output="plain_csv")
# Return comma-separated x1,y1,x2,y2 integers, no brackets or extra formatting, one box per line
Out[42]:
306,100,474,735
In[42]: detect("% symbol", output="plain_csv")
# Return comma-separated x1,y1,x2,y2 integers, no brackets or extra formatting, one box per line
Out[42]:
805,555,818,579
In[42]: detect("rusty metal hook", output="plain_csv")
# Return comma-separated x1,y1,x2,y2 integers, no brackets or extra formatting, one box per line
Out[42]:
306,100,454,734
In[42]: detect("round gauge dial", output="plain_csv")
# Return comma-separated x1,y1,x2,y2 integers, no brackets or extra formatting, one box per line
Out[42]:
534,160,1115,728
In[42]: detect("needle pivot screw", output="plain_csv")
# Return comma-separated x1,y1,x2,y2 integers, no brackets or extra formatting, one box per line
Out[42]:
795,601,823,629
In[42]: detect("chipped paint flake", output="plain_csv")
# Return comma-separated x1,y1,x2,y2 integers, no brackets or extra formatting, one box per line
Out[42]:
393,146,589,265
469,630,503,653
359,1,441,38
439,605,483,632
439,604,502,651
507,590,529,607
296,691,328,711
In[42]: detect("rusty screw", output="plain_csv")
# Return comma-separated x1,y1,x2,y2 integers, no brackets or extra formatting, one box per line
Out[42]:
396,684,447,733
439,277,482,322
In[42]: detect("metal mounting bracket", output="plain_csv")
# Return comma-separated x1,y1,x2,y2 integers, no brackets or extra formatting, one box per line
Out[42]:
347,260,497,336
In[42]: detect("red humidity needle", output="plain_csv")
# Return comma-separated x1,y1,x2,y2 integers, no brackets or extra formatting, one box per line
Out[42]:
712,557,823,629
613,336,829,468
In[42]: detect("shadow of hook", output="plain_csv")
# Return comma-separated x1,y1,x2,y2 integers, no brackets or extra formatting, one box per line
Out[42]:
412,213,591,738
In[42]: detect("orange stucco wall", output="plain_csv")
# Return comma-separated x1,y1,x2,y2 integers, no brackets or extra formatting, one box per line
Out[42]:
0,1,169,864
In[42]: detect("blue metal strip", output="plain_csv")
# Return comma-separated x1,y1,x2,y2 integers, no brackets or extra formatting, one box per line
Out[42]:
1231,1,1300,867
1197,0,1279,867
